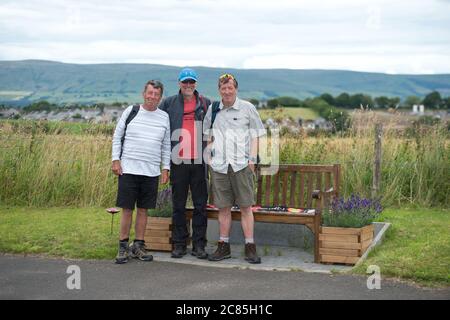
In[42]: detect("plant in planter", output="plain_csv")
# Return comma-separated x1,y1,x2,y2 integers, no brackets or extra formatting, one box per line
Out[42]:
145,187,174,251
148,187,173,218
320,194,383,264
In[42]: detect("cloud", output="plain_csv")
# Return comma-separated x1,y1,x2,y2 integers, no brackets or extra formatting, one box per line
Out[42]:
0,0,449,73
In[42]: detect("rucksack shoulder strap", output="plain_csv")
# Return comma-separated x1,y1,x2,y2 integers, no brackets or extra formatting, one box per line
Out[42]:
125,104,140,126
210,101,221,129
212,101,220,110
120,104,140,159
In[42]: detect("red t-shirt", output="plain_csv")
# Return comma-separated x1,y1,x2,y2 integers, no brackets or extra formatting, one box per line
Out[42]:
179,98,198,159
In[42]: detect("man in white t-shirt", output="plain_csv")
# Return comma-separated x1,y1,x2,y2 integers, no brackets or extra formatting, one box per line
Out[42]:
111,80,171,264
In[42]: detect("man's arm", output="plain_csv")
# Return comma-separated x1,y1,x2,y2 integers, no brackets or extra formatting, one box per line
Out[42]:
111,106,132,175
248,137,259,173
202,104,213,165
160,116,171,184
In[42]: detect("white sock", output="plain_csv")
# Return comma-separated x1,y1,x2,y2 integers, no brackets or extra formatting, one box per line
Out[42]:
219,237,229,243
245,238,254,244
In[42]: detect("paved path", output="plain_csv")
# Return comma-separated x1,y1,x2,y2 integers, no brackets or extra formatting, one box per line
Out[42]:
0,254,448,300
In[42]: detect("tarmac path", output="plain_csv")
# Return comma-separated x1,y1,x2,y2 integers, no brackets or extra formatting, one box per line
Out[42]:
0,254,448,300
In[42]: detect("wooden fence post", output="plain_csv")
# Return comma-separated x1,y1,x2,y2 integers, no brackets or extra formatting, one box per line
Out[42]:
372,123,382,198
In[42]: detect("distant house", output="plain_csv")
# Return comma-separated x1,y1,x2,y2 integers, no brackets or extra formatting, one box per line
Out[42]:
257,100,267,109
412,104,425,115
301,117,333,131
0,108,20,119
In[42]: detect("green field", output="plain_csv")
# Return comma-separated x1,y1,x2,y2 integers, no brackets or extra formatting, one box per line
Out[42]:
259,107,319,121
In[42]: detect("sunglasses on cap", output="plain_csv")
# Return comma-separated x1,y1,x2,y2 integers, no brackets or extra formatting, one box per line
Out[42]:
219,73,235,80
181,79,196,84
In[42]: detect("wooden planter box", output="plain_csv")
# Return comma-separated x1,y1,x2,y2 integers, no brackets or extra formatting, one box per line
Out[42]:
319,224,374,265
144,217,191,252
144,217,173,251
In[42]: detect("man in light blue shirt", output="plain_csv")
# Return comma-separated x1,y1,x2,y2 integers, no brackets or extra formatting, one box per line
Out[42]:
203,73,265,264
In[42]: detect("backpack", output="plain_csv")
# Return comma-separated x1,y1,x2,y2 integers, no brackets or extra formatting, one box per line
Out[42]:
120,104,140,159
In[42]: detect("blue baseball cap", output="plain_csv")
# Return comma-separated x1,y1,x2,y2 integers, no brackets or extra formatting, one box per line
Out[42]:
178,68,198,82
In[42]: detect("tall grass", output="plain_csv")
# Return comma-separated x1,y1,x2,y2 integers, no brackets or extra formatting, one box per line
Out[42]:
0,121,116,207
277,110,449,207
0,114,449,208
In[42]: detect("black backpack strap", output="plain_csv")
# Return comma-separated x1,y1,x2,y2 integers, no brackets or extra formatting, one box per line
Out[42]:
210,101,221,129
120,104,140,159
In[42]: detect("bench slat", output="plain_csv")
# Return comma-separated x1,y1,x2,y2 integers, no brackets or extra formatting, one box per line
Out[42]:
307,172,313,208
325,172,331,194
299,172,305,208
256,170,263,205
289,171,297,207
282,171,288,206
264,175,272,206
273,172,280,205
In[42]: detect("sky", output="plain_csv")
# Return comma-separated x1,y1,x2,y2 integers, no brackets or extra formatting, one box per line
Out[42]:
1,0,449,74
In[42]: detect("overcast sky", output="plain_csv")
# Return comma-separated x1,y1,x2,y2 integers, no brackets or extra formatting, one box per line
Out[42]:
1,0,449,74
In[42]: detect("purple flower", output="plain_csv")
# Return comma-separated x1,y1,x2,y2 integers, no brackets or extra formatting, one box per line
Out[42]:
327,194,383,227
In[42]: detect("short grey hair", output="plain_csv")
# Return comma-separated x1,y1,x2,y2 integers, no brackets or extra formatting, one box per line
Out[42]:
144,80,164,96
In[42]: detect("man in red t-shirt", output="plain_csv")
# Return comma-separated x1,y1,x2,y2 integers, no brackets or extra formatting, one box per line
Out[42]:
159,68,211,259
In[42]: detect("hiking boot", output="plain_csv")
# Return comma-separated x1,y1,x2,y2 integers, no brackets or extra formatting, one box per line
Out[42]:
130,241,153,262
208,241,231,261
191,246,208,259
115,240,129,264
245,243,261,264
171,245,187,258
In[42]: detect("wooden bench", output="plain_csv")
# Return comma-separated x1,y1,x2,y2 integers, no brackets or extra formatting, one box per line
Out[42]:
186,164,341,263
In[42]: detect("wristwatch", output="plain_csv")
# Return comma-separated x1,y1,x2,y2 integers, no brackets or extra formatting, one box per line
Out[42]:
248,156,257,163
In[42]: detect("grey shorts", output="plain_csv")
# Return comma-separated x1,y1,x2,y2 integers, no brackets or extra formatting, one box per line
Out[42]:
210,165,255,209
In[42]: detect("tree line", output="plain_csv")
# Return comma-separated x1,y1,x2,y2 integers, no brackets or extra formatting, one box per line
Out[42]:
255,90,450,110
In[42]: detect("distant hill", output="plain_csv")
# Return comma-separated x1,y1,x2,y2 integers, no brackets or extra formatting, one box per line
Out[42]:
1,60,449,106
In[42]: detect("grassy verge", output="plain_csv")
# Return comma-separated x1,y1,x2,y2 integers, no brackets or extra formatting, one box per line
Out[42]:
0,206,121,259
352,208,450,287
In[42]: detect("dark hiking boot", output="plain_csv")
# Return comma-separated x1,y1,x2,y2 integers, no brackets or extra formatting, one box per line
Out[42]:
191,246,208,259
245,243,261,264
130,241,153,262
115,240,129,264
208,241,231,261
171,245,187,258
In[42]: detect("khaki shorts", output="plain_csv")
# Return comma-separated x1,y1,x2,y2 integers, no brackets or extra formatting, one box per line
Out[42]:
210,165,255,209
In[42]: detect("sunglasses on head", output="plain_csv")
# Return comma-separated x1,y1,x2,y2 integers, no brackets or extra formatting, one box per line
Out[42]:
219,73,235,80
181,79,196,84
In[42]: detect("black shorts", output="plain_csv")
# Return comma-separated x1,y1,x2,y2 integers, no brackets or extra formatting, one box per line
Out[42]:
116,174,159,210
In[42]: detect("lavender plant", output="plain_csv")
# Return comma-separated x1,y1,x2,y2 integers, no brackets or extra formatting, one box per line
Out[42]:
147,186,172,217
322,194,382,228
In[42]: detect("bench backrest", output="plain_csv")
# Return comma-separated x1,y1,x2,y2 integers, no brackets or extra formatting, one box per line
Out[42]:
256,164,341,209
